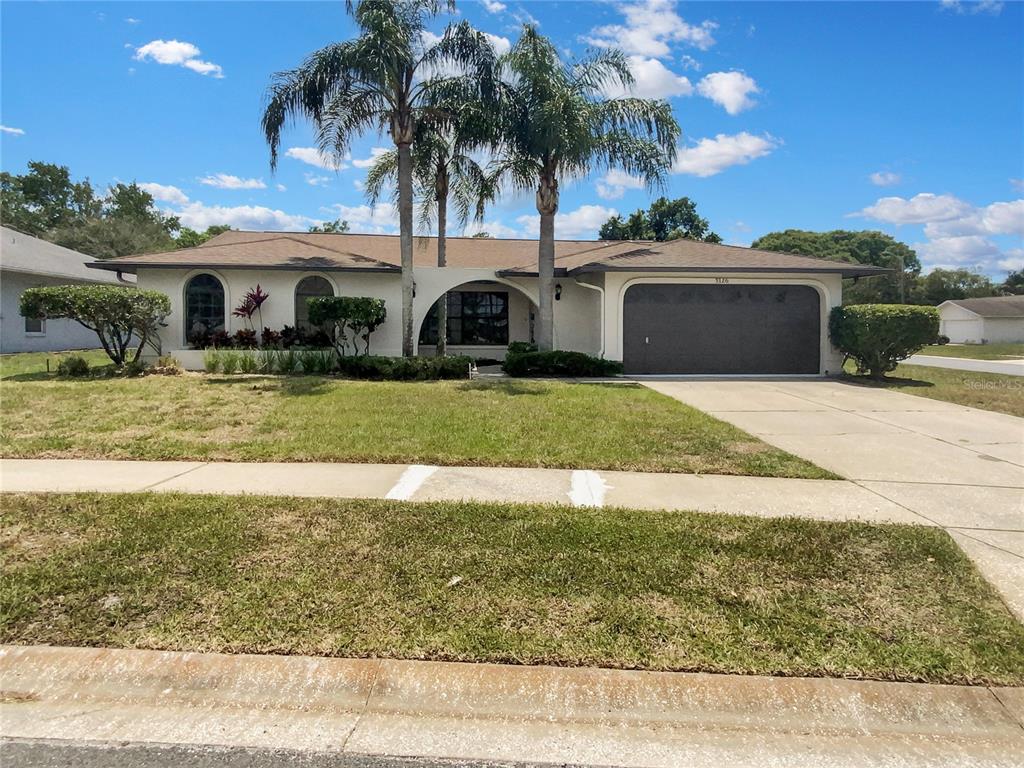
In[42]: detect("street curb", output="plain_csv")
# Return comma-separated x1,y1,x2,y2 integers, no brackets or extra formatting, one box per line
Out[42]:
2,645,1022,767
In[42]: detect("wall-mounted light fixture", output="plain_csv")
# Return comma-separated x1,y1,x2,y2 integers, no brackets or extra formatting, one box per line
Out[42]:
554,283,562,301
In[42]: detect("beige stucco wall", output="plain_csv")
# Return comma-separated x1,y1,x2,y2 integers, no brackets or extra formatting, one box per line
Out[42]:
138,265,842,373
597,271,845,375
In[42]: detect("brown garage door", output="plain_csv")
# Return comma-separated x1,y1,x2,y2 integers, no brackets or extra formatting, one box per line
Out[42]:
623,283,820,374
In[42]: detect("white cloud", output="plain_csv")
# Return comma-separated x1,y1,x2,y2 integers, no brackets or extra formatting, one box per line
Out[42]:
672,132,780,177
199,173,266,190
696,71,759,115
481,0,506,12
352,147,390,169
913,235,1001,268
134,39,223,78
1011,178,1024,193
285,146,347,170
869,171,902,187
0,125,25,135
328,203,398,234
276,183,287,192
997,248,1024,272
585,0,717,58
605,56,693,99
175,202,312,231
124,17,141,24
940,0,1003,15
854,192,974,225
462,219,522,238
516,204,618,239
139,182,189,206
484,32,512,56
596,169,645,200
305,173,331,187
857,192,1023,274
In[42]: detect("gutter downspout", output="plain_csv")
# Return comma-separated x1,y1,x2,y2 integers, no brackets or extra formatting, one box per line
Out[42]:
573,278,605,358
116,271,133,285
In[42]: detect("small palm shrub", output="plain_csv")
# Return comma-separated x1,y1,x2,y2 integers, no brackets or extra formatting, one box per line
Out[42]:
219,351,242,375
298,349,335,375
259,348,278,374
238,352,259,374
277,349,300,374
203,349,220,373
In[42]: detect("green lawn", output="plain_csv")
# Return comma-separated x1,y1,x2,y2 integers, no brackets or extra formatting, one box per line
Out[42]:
0,349,110,379
916,343,1024,360
3,493,1022,685
843,361,1024,418
0,373,829,478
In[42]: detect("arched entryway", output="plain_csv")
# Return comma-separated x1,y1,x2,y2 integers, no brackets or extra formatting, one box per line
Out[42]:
416,280,538,358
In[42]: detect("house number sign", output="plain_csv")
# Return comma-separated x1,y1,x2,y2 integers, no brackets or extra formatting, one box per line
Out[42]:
714,277,730,284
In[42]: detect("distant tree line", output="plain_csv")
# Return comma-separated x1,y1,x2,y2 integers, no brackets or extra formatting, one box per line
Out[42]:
0,161,231,259
596,203,1019,305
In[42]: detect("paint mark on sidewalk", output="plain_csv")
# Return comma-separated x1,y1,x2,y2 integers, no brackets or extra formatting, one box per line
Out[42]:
385,465,438,501
569,470,608,508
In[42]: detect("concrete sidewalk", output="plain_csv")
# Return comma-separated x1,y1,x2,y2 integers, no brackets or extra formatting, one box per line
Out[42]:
0,457,929,524
905,354,1024,376
3,645,1022,768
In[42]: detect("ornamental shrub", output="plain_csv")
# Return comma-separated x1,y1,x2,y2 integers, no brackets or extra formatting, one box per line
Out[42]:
20,285,170,367
502,350,623,378
335,355,473,381
829,304,939,379
56,355,90,378
308,296,387,356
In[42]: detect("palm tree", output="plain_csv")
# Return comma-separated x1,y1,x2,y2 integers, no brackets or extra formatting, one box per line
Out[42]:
489,27,680,351
364,106,494,356
261,0,495,357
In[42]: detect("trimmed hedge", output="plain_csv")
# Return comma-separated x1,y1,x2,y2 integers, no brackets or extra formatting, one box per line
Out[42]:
503,350,623,378
829,304,939,379
336,354,473,381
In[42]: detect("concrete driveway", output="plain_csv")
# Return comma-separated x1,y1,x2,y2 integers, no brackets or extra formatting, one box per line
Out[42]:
643,379,1024,617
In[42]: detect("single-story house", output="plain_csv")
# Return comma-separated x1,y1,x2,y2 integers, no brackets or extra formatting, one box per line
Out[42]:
937,296,1024,344
1,226,135,353
88,230,887,375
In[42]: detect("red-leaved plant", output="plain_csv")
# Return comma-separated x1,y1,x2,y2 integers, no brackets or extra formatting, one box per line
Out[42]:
233,285,270,330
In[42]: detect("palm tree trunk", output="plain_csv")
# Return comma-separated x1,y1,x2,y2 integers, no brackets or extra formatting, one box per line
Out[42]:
398,141,415,357
536,175,558,351
436,189,448,358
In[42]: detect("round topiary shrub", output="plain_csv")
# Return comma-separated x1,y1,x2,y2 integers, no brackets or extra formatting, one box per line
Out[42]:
829,304,939,379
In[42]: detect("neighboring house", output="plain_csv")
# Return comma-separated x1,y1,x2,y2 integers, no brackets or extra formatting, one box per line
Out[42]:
937,296,1024,344
0,226,135,353
88,230,886,375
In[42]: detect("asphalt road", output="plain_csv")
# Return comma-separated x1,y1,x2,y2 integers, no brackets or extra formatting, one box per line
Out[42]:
0,740,573,768
904,353,1024,376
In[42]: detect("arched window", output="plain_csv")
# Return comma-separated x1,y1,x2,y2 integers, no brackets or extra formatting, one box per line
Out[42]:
295,275,335,332
184,273,225,341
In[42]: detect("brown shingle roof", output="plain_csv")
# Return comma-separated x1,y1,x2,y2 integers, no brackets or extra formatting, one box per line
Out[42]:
942,296,1024,318
88,230,889,278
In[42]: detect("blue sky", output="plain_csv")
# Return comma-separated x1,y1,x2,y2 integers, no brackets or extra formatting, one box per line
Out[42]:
2,0,1021,275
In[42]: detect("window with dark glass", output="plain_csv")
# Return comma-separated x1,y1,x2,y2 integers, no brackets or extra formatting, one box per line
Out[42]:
184,274,225,338
419,291,509,346
295,276,334,332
